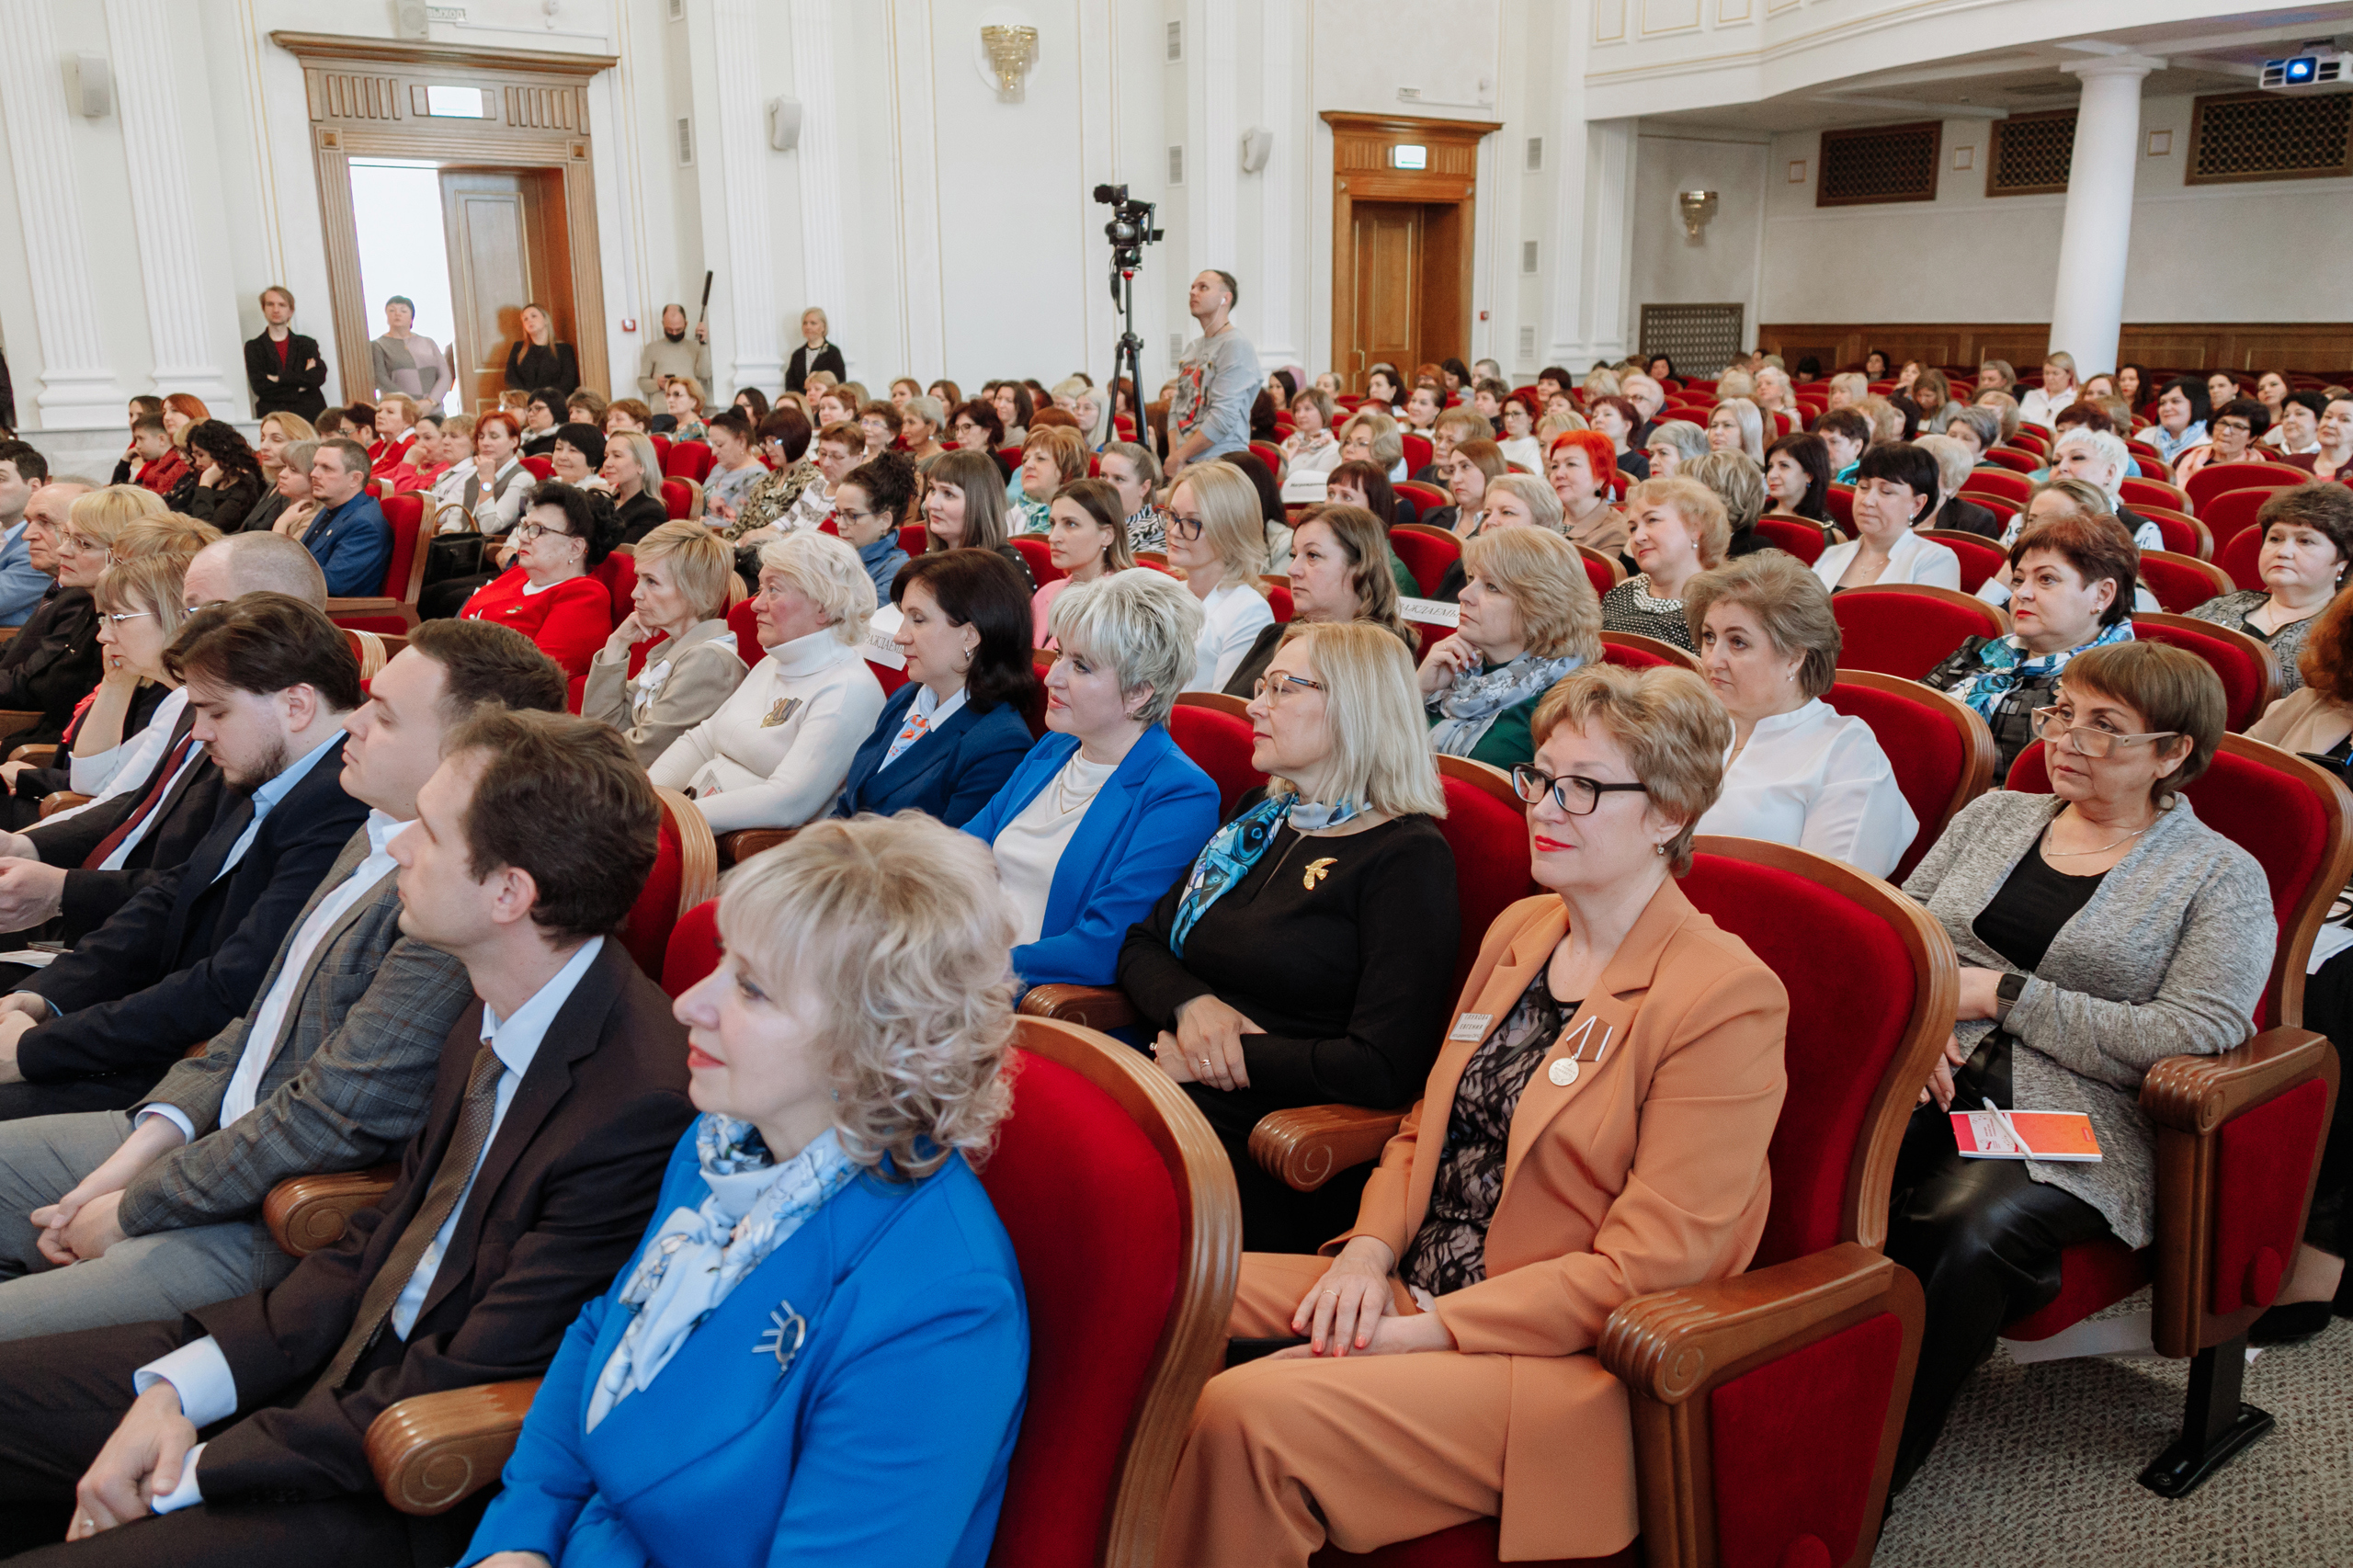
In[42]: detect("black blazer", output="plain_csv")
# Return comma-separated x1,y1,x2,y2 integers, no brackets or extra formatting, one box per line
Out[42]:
27,701,228,939
505,340,580,397
616,489,669,546
239,488,290,536
17,734,369,1085
185,471,265,533
0,585,100,747
244,331,329,420
785,341,847,393
7,678,169,805
1930,496,2005,540
186,939,694,1506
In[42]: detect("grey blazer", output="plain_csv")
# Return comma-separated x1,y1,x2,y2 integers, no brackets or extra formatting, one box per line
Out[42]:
1903,790,2275,1247
117,825,475,1237
580,618,746,767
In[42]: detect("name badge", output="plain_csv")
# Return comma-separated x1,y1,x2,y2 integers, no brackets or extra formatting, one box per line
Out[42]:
1399,597,1460,629
862,626,908,669
1449,1012,1492,1042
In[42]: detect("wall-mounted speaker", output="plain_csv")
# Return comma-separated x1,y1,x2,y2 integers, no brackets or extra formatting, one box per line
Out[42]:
1239,127,1272,175
767,97,802,153
392,0,431,40
69,54,112,119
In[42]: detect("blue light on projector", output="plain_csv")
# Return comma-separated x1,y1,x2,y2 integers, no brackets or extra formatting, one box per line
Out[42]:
2285,56,2318,83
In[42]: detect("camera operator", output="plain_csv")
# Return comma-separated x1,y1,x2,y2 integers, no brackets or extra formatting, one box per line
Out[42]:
1165,269,1259,476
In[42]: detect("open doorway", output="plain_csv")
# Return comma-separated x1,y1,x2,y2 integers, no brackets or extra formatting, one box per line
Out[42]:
348,159,459,414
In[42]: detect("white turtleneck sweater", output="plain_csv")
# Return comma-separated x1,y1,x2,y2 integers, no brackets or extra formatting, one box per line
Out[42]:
649,628,886,832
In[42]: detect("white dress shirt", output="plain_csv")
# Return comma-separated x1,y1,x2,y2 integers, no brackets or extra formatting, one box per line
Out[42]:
136,935,606,1514
1187,581,1276,692
1695,700,1917,880
69,687,189,799
2017,385,2077,427
647,630,886,834
1813,530,1962,594
137,810,405,1144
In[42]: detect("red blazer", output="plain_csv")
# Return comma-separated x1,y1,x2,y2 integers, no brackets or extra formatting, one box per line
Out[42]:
459,568,613,678
368,433,416,480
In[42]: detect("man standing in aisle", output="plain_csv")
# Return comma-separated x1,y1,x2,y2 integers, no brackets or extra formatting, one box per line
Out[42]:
636,302,712,403
1165,269,1258,476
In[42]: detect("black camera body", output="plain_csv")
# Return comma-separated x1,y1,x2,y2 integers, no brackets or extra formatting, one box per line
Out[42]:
1093,182,1164,270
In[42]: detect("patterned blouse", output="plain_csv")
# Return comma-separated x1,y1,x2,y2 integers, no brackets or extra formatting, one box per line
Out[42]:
1401,968,1574,1298
2183,589,2320,697
1599,574,1696,650
724,459,820,541
1126,503,1170,554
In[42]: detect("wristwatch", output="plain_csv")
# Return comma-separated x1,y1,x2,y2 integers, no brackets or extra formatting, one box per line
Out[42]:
1994,971,2028,1024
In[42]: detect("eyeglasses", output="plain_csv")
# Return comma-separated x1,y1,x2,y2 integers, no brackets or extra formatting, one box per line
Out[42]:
100,610,153,626
2030,707,2180,759
58,533,101,554
2213,420,2252,437
835,506,886,527
1511,763,1650,816
1166,513,1205,542
1250,673,1325,703
513,521,574,543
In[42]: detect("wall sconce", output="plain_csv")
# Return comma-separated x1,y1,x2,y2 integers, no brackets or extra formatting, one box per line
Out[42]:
1678,189,1719,241
981,25,1040,102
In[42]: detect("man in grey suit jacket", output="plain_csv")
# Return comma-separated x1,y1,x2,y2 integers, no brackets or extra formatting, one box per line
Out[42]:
0,622,569,1337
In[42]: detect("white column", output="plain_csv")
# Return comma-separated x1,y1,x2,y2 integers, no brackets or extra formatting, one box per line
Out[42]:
2048,55,2161,377
105,0,237,409
1254,0,1297,368
1546,118,1635,367
710,0,782,391
887,0,944,381
1189,0,1238,275
0,0,127,426
788,0,847,371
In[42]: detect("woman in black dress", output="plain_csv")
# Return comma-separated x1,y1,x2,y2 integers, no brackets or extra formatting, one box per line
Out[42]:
503,301,580,397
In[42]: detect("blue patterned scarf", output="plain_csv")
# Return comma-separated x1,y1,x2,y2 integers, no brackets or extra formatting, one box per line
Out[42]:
1943,619,2134,723
1167,791,1361,955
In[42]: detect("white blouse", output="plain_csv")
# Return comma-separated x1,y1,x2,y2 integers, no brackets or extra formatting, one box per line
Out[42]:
1813,530,1961,593
1187,580,1276,692
992,751,1119,945
648,629,886,833
1695,699,1917,880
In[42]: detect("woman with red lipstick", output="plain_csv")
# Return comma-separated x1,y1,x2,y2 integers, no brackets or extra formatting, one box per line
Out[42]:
1120,621,1458,1253
1158,663,1786,1566
1887,642,2267,1493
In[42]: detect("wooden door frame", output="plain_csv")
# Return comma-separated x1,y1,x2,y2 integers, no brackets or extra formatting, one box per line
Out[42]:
1323,112,1500,393
269,32,617,406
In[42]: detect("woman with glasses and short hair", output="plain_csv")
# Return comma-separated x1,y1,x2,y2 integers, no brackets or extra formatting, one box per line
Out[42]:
1887,642,2269,1494
453,482,621,680
1119,621,1458,1254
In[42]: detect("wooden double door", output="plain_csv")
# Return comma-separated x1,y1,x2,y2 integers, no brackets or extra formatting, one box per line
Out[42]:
1343,199,1469,390
441,167,576,415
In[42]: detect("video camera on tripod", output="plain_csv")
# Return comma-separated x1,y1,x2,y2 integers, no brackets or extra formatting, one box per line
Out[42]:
1094,184,1164,443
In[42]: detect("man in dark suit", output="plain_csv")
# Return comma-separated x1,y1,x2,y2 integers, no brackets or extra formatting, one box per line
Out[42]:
243,287,328,422
0,711,691,1566
0,483,102,747
296,441,391,597
0,622,570,1340
0,597,370,1120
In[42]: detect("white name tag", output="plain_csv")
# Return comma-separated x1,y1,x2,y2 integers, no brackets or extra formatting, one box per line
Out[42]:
862,619,908,669
1449,1011,1492,1042
1400,597,1459,628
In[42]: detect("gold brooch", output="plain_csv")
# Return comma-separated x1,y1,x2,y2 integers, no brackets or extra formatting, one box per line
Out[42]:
761,696,803,729
1302,857,1336,890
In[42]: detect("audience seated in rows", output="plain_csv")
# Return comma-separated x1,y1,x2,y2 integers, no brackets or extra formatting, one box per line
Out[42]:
1682,449,1774,562
1166,462,1275,691
1548,429,1625,560
0,487,160,751
450,483,622,682
1030,478,1135,643
835,449,916,605
298,440,392,597
597,430,667,546
1122,622,1459,1254
581,520,743,766
1224,504,1415,698
1816,441,1961,592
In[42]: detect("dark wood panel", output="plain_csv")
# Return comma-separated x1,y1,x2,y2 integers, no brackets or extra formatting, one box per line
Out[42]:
1352,203,1420,374
1760,322,2353,375
1324,112,1497,395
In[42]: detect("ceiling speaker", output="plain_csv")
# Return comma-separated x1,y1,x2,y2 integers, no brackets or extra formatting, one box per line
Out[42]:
392,1,431,40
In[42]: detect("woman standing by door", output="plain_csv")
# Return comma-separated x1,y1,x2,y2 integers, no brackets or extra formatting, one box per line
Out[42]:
369,295,453,411
504,301,581,398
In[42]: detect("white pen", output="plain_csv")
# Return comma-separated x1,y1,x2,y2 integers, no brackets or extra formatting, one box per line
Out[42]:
1983,1096,2026,1156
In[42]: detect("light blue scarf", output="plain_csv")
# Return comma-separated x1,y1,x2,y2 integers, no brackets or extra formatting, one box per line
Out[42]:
1167,791,1360,955
1943,619,2133,724
586,1116,857,1429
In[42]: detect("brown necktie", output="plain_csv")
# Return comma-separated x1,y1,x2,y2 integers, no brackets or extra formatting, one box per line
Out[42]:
319,1045,506,1390
83,732,198,869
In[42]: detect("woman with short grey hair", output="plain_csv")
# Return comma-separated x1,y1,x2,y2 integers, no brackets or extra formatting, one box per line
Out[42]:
1643,418,1710,482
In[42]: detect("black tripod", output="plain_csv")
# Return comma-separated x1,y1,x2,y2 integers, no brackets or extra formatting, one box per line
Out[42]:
1111,262,1147,457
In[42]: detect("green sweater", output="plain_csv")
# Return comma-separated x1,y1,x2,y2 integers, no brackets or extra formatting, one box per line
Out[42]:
1428,688,1543,771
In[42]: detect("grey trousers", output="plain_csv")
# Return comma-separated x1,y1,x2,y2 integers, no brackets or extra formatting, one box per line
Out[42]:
0,1111,295,1342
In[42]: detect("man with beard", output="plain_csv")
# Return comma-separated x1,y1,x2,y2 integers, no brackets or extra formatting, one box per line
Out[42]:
635,301,711,403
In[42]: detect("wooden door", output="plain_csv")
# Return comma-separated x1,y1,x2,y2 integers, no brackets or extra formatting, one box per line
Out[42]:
1349,201,1422,389
440,168,574,415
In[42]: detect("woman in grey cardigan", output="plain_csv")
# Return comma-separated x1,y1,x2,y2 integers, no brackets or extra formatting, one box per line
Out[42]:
1888,641,2274,1492
581,520,746,766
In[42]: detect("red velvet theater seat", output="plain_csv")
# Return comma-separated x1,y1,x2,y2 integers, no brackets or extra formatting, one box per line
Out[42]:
659,439,714,483
1431,756,1540,994
2136,551,2234,615
2218,524,2263,593
1831,584,2008,681
1294,837,1947,1568
1755,517,1827,565
1823,671,1995,883
2183,461,2302,517
2130,612,2278,733
1598,631,1699,673
2200,485,2276,555
660,897,722,997
1168,692,1266,820
619,789,716,981
1919,529,2006,595
1387,525,1460,597
327,494,431,635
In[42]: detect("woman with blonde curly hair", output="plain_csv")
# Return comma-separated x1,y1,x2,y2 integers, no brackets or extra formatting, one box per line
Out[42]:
464,812,1031,1568
1420,526,1600,768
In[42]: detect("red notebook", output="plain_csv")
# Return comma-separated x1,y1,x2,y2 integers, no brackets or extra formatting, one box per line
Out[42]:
1950,1108,2102,1162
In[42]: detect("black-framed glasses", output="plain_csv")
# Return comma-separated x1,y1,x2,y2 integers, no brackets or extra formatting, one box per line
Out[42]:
514,521,574,543
835,506,887,528
2213,419,2253,437
1511,763,1649,816
1250,673,1325,703
2030,707,2180,759
1166,513,1205,542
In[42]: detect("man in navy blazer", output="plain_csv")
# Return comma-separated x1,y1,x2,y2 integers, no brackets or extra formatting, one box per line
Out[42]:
0,597,370,1121
299,440,392,597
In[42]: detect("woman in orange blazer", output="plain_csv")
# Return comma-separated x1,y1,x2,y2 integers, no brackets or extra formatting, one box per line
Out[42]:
1159,664,1790,1567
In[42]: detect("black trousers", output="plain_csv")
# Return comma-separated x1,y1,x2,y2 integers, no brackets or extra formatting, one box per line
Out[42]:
2298,946,2353,1265
1184,1080,1372,1257
1882,1098,2111,1490
0,1321,481,1567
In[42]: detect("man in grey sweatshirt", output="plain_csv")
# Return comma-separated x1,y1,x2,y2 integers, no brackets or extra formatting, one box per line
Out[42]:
637,302,715,401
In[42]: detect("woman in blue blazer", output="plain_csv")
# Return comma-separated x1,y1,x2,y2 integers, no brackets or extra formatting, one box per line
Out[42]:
962,569,1220,989
832,549,1037,827
465,818,1029,1568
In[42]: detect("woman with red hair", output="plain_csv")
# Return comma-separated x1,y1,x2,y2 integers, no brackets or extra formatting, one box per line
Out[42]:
1548,429,1625,559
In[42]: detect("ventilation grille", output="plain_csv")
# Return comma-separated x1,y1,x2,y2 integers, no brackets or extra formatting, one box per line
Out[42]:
1639,303,1745,379
2188,91,2353,183
1525,135,1543,172
1517,325,1536,358
667,0,683,17
1169,332,1187,361
1167,144,1185,186
1816,120,1941,206
1520,239,1539,274
675,115,693,166
1988,108,2075,196
1165,19,1182,61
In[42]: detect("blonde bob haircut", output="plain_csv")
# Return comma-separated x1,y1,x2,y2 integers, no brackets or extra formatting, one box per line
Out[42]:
97,549,199,643
1172,460,1269,590
1480,472,1563,532
1463,526,1601,663
1682,551,1841,700
721,813,1017,1179
634,519,734,621
1532,664,1731,876
756,529,878,644
1626,475,1733,570
1024,424,1088,488
1270,621,1447,819
1048,567,1206,727
69,486,168,553
258,411,318,447
1711,398,1767,464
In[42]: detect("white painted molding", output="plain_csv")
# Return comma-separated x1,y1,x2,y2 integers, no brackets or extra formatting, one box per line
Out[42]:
106,0,238,408
788,0,847,374
712,0,782,389
887,1,944,381
1256,0,1297,367
0,0,129,426
1197,0,1238,271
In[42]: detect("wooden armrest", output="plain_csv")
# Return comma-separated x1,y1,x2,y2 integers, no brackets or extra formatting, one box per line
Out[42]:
367,1378,542,1516
38,791,89,819
0,713,42,743
1247,1104,1405,1193
2141,1027,2333,1134
6,744,56,766
262,1164,400,1257
717,827,797,864
1017,983,1137,1032
326,597,418,631
1600,1242,1908,1403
